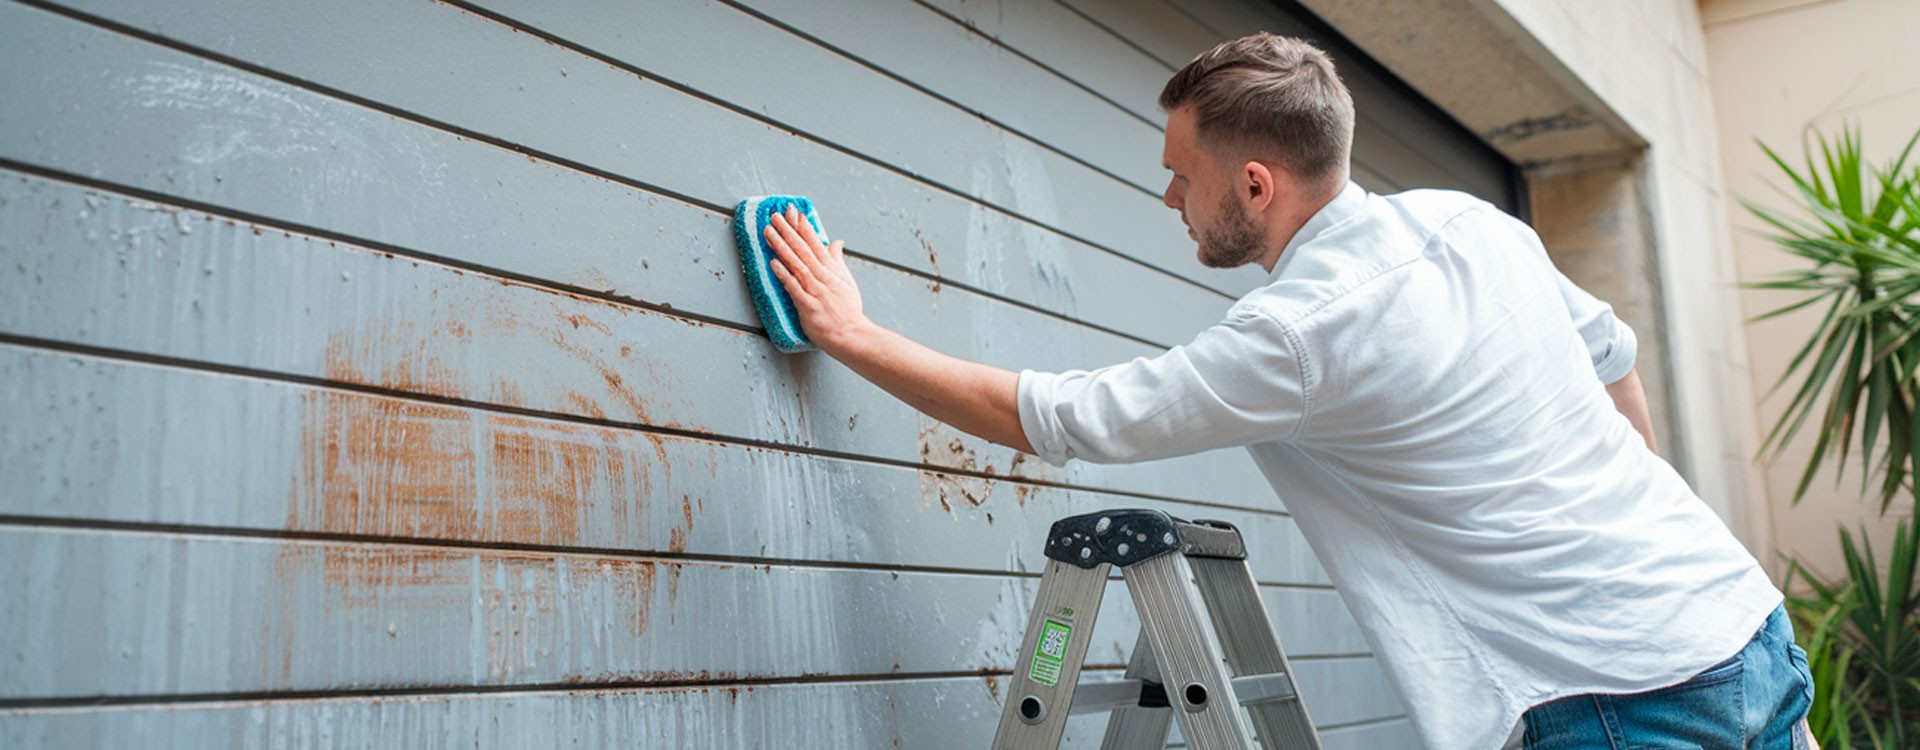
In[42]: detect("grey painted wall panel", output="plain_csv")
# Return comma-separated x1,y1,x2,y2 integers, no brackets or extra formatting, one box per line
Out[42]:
0,344,1335,588
731,0,1168,192
44,0,1271,297
0,677,1405,748
0,0,1230,349
445,0,1230,289
1059,0,1226,69
0,170,1277,508
0,527,1375,701
917,0,1174,125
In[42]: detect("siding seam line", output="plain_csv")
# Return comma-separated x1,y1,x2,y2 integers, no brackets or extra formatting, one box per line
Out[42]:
432,0,1234,296
8,0,1233,327
0,332,1289,514
0,514,1334,591
712,0,1163,195
0,154,1178,352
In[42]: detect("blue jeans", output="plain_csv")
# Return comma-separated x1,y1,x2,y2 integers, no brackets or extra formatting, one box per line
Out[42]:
1521,604,1813,749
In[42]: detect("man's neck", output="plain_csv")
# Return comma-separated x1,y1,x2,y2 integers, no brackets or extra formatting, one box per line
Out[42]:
1257,184,1343,273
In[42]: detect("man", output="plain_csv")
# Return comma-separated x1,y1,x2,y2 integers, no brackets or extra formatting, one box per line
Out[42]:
760,33,1811,749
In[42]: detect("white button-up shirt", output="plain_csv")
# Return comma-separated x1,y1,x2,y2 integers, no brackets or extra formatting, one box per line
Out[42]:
1016,182,1781,749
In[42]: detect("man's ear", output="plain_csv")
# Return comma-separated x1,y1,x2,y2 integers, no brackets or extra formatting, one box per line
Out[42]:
1242,160,1279,213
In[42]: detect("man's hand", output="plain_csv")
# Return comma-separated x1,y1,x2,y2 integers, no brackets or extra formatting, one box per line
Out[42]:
758,207,1033,454
764,206,870,353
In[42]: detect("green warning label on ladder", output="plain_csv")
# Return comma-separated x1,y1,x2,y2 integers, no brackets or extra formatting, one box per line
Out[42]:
1029,619,1072,686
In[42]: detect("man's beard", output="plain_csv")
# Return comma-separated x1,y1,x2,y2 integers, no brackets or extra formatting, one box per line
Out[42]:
1196,194,1265,269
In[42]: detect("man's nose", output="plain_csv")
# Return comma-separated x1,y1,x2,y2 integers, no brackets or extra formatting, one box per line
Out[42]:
1162,180,1180,210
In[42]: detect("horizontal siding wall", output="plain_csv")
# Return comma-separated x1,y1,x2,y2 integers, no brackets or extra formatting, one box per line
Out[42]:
0,0,1511,744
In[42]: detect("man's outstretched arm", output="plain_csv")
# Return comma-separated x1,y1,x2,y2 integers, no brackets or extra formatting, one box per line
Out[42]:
762,207,1034,454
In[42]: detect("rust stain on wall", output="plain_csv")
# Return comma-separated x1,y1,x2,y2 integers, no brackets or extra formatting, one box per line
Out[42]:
600,556,659,637
321,332,467,401
667,493,695,553
547,323,655,428
912,227,941,292
320,546,465,609
490,416,621,544
918,468,995,513
286,339,668,613
292,389,479,542
539,309,676,476
917,420,995,512
561,390,609,420
491,377,526,409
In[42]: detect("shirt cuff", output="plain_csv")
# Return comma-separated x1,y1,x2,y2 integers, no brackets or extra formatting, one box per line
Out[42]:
1016,369,1073,467
1594,320,1638,385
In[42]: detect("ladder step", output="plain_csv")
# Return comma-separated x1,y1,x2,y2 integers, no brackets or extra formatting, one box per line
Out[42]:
1068,673,1299,715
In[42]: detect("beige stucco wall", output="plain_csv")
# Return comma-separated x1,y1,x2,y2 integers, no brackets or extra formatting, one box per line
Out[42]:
1487,0,1774,557
1704,0,1920,582
1297,0,1774,561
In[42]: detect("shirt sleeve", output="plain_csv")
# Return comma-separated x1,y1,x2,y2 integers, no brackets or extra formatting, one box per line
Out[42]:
1554,269,1638,385
1015,307,1310,467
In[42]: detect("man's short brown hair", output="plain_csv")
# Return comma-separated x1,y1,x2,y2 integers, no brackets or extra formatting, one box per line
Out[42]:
1159,33,1354,186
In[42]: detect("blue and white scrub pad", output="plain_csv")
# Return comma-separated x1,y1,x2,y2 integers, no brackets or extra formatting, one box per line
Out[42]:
732,195,827,353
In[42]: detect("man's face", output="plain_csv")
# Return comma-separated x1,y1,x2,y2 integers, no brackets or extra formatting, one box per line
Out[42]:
1161,107,1265,269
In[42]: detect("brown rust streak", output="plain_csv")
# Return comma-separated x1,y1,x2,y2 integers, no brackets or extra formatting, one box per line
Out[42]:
666,493,696,553
916,420,995,512
289,343,664,612
541,312,674,477
488,415,629,546
322,332,467,402
293,389,479,543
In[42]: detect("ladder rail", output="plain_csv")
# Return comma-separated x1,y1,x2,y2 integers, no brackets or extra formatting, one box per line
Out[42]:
990,558,1112,749
1190,556,1323,750
1125,552,1259,749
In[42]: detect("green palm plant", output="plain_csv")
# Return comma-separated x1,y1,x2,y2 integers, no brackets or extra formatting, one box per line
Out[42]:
1745,125,1920,511
1748,125,1920,749
1786,519,1920,747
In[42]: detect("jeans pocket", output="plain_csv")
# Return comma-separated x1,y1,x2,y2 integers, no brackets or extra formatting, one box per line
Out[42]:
1787,641,1813,707
1636,652,1745,698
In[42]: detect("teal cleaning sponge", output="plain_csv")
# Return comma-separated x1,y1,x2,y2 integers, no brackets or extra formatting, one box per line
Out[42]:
733,195,826,353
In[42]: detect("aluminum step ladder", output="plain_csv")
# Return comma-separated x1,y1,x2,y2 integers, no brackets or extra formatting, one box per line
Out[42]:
992,509,1322,750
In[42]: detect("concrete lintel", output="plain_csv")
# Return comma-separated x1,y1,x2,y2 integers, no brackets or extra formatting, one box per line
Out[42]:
1292,0,1644,166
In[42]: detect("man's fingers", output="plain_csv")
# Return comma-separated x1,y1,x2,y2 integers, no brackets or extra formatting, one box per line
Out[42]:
768,258,813,303
771,212,818,271
789,206,829,264
764,223,817,289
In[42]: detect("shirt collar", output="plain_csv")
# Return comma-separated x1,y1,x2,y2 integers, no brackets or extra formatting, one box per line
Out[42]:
1269,180,1367,279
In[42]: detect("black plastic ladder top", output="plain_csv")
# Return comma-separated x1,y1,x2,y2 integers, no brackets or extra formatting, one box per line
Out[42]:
1042,509,1247,569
